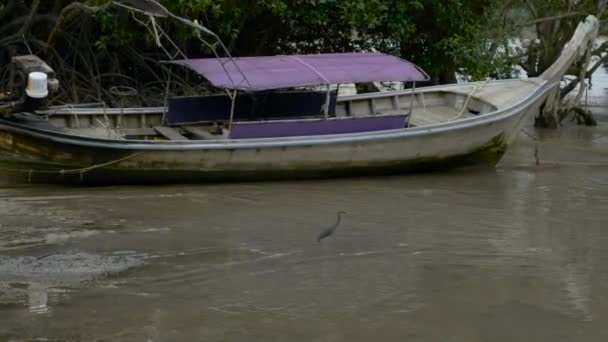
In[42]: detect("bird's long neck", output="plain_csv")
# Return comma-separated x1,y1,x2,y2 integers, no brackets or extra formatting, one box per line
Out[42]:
336,212,343,225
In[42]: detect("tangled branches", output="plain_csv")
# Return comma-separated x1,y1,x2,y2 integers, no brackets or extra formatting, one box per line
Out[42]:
0,0,205,107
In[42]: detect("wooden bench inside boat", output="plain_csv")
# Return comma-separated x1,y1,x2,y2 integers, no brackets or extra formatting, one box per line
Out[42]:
229,114,409,139
153,126,188,140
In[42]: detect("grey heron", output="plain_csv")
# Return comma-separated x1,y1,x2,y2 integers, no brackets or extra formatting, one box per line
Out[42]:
317,211,347,242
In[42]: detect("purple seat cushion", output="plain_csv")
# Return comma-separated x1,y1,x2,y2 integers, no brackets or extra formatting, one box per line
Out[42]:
229,115,408,139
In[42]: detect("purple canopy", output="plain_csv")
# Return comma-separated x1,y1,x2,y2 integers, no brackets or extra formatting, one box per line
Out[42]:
172,53,429,91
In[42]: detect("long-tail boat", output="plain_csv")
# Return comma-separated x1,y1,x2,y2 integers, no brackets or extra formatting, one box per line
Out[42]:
0,1,599,184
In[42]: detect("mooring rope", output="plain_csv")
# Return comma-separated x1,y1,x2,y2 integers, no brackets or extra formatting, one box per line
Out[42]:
521,128,541,165
60,152,142,174
0,152,141,177
448,79,491,122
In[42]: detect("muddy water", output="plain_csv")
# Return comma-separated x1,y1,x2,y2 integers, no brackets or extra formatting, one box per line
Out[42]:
0,120,607,341
1,103,608,340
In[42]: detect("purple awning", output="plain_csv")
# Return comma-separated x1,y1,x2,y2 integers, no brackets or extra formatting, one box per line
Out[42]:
172,53,429,91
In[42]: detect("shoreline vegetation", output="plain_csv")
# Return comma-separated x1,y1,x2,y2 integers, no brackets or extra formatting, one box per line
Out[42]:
0,0,606,128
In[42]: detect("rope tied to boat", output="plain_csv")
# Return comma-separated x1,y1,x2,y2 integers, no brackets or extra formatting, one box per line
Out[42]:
521,129,541,166
0,152,141,181
448,79,491,122
58,152,142,175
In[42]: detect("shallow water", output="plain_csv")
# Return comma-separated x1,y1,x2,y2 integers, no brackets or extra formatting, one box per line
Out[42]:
1,115,608,341
2,80,608,340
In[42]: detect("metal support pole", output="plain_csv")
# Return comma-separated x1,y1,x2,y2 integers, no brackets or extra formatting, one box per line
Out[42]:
228,89,238,130
324,84,331,119
162,66,172,124
409,81,416,115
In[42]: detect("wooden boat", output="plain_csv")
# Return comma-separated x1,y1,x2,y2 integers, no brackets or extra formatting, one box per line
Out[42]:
0,11,599,184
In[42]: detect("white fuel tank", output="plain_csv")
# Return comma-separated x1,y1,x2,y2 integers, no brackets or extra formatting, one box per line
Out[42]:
25,72,49,99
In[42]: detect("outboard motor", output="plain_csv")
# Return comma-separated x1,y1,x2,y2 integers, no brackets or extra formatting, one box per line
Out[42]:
1,55,59,117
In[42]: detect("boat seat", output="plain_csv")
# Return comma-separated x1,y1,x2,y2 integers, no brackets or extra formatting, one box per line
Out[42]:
154,126,189,140
377,109,411,115
124,128,157,137
229,114,408,139
181,125,227,140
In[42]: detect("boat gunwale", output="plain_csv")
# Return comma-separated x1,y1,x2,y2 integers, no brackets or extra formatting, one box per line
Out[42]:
337,78,543,101
36,78,534,116
0,79,554,151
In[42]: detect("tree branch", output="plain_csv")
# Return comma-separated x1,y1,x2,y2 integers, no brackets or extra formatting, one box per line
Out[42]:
18,0,40,37
498,0,517,17
559,54,608,99
591,40,608,56
586,53,608,76
521,0,538,18
0,0,18,22
520,12,585,27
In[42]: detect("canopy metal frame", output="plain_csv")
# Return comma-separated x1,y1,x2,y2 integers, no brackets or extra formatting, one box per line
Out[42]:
112,0,254,128
112,0,252,90
112,0,425,130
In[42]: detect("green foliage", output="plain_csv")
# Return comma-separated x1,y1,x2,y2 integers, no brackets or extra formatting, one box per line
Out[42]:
399,0,509,83
8,0,599,105
65,0,512,84
504,0,605,77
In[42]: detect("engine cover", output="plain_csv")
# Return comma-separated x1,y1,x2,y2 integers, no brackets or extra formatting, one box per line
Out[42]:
10,55,60,99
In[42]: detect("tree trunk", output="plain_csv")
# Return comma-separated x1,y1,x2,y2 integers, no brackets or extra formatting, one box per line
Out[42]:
439,69,457,84
535,88,560,128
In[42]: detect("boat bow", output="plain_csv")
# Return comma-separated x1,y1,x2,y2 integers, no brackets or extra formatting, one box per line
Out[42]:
540,15,600,84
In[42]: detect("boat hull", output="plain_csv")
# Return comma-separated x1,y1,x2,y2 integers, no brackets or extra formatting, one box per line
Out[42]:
0,129,507,184
0,83,548,184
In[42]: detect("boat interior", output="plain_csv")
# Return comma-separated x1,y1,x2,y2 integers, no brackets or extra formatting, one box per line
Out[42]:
12,78,542,141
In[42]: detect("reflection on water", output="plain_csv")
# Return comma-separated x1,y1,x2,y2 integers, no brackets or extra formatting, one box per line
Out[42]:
1,117,608,339
27,283,48,315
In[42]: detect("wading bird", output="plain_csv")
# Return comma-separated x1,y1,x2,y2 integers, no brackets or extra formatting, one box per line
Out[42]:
317,211,347,242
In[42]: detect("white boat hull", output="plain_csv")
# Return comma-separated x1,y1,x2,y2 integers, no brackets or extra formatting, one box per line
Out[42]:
0,16,598,184
0,79,550,184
